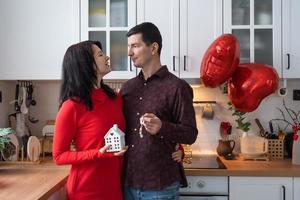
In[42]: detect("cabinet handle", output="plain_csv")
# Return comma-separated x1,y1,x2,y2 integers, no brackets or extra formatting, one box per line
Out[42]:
286,53,290,70
282,185,286,200
173,56,176,71
129,58,133,71
184,55,187,71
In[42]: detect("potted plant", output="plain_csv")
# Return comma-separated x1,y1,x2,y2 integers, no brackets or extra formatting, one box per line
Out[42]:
0,128,13,152
271,99,300,164
221,83,251,133
227,102,251,133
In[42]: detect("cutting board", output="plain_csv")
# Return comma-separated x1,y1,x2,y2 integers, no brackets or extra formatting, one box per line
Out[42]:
27,136,41,162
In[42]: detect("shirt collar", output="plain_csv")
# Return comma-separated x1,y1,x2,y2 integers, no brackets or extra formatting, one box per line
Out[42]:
138,65,168,81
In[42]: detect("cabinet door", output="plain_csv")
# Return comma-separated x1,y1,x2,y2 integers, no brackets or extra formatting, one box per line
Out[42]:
0,0,80,80
230,177,293,200
81,0,136,79
179,0,222,78
282,0,300,78
224,0,282,76
137,0,180,77
294,177,300,200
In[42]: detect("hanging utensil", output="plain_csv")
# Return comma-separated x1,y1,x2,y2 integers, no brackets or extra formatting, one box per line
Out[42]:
269,121,274,133
14,82,20,112
20,87,28,114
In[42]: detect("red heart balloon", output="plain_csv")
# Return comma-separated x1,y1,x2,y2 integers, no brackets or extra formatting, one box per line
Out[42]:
228,63,279,112
200,34,240,88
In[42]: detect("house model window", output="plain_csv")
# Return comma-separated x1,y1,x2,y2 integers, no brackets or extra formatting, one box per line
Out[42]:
104,124,125,152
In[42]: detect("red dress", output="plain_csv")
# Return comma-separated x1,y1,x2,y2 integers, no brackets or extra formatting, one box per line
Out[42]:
53,89,125,200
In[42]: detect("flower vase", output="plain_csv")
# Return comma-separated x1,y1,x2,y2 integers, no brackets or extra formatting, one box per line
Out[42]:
292,132,300,165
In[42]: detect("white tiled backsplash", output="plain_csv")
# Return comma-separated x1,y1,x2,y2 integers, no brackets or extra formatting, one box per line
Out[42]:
0,79,300,154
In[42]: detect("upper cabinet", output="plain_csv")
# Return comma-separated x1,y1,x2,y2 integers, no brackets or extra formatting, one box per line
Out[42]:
81,0,137,79
282,0,300,78
0,0,80,80
137,0,223,78
224,0,282,77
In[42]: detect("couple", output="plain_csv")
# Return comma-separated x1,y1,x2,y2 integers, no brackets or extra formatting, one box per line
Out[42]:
53,22,198,200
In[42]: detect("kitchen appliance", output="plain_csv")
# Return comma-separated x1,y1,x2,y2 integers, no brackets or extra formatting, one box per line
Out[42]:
183,155,226,169
180,155,228,199
179,176,228,199
240,132,268,158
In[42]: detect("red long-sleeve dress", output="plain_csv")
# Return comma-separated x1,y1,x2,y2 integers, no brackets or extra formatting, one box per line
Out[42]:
53,89,125,200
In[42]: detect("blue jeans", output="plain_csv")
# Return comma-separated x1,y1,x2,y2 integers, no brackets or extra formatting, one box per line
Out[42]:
123,181,180,200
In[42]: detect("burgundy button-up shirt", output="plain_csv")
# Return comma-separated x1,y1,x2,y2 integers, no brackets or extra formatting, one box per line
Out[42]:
120,66,198,189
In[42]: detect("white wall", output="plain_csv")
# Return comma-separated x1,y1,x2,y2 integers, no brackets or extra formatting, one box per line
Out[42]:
1,79,300,154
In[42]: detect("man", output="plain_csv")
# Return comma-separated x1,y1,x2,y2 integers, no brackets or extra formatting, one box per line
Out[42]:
120,22,198,200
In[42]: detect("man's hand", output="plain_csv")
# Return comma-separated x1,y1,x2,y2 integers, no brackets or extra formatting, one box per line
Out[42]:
142,113,162,135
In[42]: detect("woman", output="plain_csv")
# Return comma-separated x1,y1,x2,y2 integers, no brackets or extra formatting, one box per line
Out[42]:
53,40,183,200
53,40,127,200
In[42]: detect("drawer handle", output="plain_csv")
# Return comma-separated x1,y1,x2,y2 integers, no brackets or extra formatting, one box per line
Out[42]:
282,185,286,200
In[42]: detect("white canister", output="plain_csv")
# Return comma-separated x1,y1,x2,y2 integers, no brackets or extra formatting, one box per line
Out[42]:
292,134,300,165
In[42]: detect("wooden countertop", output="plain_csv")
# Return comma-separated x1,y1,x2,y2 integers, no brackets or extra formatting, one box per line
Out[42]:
2,157,300,200
185,156,300,176
0,159,69,200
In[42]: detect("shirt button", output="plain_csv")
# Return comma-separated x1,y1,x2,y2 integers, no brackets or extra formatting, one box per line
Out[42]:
137,112,140,116
134,128,137,131
160,136,164,139
131,144,134,148
139,97,143,100
144,83,147,86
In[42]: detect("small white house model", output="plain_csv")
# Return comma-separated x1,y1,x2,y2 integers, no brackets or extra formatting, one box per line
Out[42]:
104,124,125,152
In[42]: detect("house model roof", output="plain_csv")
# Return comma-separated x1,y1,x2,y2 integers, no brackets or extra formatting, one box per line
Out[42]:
104,124,125,152
104,124,125,138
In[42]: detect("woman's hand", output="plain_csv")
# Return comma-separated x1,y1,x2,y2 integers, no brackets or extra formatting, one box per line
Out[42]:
99,144,111,154
172,144,183,163
114,146,128,156
172,150,183,162
99,145,128,156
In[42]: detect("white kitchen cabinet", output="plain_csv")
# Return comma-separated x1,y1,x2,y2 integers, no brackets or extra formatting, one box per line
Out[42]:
0,0,80,80
282,0,300,78
81,0,137,79
294,177,300,200
229,176,293,200
137,0,222,78
224,0,282,77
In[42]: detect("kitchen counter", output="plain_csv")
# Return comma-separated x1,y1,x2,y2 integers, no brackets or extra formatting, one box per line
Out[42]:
0,159,69,200
185,156,300,176
2,157,300,200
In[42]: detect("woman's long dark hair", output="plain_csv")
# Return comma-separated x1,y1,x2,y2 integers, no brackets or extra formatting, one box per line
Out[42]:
59,40,116,111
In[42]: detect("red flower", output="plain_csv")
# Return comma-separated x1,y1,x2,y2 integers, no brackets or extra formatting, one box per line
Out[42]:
220,122,232,135
292,125,300,132
294,133,299,141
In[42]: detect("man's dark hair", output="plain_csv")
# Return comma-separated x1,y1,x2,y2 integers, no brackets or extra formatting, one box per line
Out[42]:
127,22,162,55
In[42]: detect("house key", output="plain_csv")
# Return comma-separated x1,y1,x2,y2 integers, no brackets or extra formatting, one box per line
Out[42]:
139,117,145,138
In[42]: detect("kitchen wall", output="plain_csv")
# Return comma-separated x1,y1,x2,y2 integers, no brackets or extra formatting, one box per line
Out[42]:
1,79,300,154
